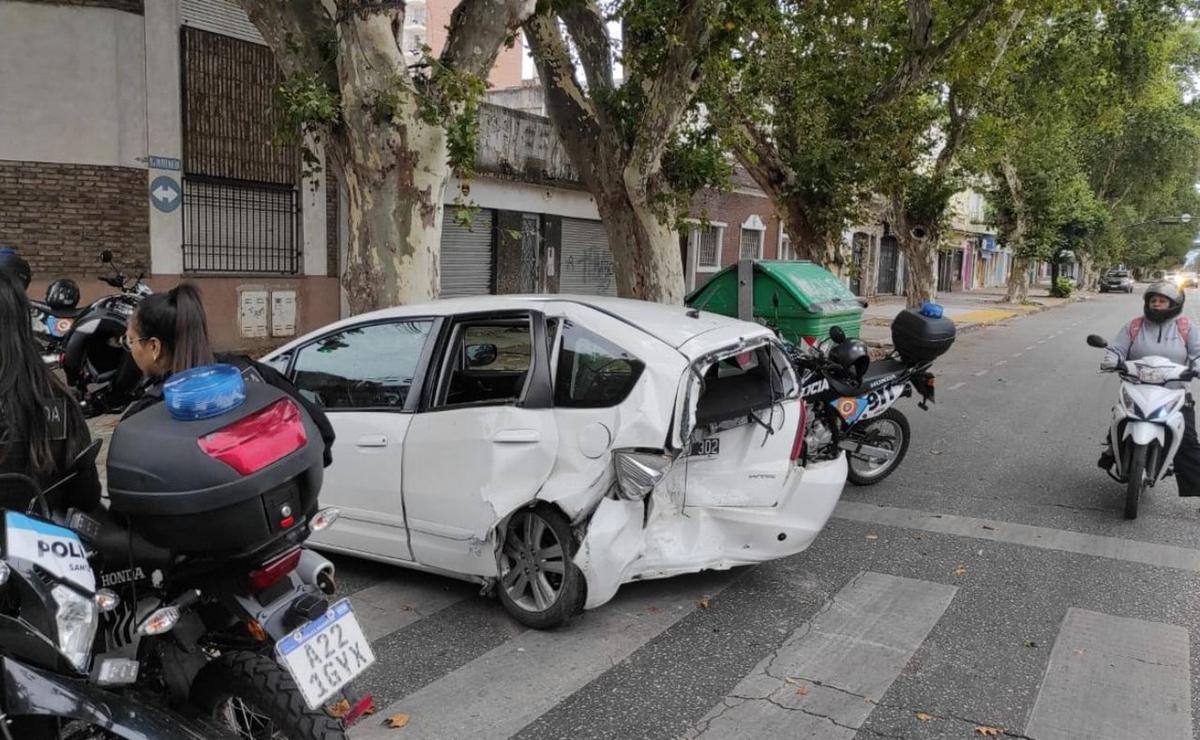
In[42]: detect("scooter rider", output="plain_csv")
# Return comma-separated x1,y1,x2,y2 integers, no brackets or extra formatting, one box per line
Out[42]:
1099,281,1200,493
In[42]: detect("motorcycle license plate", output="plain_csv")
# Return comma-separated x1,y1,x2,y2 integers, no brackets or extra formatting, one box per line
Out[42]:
276,599,375,710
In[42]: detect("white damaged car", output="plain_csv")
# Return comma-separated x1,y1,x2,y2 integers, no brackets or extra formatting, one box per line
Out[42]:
263,296,847,628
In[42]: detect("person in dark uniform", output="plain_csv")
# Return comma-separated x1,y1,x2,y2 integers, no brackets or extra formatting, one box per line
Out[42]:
0,270,100,512
0,247,31,292
121,283,335,466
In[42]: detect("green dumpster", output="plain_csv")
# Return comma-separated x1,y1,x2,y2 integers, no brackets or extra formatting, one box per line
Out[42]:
685,260,864,344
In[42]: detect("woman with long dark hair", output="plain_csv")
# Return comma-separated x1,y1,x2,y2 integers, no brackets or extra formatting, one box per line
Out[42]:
0,270,100,511
121,283,335,464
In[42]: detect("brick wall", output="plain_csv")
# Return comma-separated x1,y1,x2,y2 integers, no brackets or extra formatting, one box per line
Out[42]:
21,0,143,13
0,160,150,277
690,188,783,269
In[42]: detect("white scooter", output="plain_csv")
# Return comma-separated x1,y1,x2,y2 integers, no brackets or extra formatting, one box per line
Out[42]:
1087,334,1195,518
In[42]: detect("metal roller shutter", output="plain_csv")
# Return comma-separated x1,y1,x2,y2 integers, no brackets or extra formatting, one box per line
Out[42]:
560,218,617,296
440,208,494,298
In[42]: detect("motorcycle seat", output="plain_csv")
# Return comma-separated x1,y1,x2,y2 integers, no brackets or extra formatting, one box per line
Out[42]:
30,300,85,319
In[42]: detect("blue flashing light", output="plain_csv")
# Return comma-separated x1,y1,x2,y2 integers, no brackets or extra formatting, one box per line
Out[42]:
920,302,944,319
163,364,246,421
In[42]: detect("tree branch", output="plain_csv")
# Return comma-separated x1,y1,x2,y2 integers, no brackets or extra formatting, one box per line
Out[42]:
731,121,795,200
235,0,337,88
870,0,998,105
560,0,615,96
441,0,537,79
524,12,604,186
627,0,722,187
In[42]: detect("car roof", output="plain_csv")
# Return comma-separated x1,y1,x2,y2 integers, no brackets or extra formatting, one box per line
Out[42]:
274,294,776,358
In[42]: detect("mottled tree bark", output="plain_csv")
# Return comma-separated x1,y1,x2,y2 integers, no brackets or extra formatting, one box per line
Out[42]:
237,0,535,313
525,0,719,303
1000,156,1031,303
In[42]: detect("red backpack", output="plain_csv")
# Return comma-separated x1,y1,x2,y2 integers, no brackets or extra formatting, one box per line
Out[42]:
1128,316,1191,344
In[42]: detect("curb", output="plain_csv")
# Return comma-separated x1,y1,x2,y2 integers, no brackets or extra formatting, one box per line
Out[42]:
862,292,1091,355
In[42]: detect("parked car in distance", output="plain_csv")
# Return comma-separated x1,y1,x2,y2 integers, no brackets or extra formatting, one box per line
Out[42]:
262,296,849,628
1099,270,1134,293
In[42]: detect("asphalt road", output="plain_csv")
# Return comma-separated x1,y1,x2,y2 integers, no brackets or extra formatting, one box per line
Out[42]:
103,290,1200,739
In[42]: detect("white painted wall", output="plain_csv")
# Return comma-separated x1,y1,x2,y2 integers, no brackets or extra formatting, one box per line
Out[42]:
448,177,601,221
0,3,148,168
144,0,184,275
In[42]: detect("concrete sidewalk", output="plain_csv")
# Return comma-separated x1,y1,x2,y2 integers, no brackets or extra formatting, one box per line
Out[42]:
859,284,1090,350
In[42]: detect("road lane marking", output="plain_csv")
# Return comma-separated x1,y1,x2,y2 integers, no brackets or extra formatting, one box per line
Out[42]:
1025,346,1036,351
834,501,1200,572
1012,352,1023,358
974,370,989,377
994,360,1008,366
353,572,737,739
948,382,966,391
685,572,957,740
350,578,472,642
1025,608,1191,740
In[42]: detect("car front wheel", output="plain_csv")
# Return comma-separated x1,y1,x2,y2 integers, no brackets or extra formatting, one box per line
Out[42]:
496,506,586,629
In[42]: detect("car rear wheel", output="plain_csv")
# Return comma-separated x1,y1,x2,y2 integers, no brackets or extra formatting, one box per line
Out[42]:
496,507,585,629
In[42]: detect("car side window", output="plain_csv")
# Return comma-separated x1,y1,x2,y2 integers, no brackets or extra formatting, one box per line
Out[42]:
291,320,434,410
554,321,645,408
434,320,533,408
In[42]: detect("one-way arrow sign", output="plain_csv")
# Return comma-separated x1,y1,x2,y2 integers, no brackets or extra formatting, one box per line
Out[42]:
149,175,182,213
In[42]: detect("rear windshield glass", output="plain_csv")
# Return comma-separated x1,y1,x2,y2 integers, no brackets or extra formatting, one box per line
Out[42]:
694,343,794,428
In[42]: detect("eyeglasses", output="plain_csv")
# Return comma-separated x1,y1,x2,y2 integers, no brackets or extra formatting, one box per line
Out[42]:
120,335,148,352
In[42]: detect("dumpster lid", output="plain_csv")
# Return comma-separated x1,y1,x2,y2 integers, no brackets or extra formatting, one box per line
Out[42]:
687,260,861,315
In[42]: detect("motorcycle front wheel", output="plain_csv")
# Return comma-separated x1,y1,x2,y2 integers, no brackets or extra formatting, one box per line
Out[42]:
1125,444,1148,519
190,652,345,740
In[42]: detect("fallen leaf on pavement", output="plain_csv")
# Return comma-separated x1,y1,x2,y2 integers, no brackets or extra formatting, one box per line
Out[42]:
327,699,351,718
954,565,967,577
866,533,879,541
975,726,1002,736
915,711,933,722
796,686,810,696
1023,640,1039,648
698,596,711,609
386,713,411,729
1073,648,1086,656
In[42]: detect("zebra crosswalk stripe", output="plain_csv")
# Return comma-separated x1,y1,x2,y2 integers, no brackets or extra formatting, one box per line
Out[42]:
1025,608,1192,740
350,572,738,739
350,578,471,642
685,571,957,740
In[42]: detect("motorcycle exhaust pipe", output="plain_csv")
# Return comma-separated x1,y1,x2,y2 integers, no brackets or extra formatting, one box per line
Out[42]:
296,549,337,595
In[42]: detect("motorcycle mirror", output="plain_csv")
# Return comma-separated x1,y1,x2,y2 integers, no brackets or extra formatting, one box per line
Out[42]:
100,250,113,264
1086,335,1108,349
829,326,847,344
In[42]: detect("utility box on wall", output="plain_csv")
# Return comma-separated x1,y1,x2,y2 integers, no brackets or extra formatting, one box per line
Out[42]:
237,286,299,341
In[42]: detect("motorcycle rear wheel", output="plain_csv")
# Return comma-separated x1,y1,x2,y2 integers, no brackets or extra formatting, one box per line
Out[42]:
846,409,911,486
191,651,345,740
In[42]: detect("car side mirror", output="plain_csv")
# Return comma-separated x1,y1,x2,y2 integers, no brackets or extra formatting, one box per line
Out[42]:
1086,335,1107,348
829,326,846,344
466,343,498,367
100,250,113,264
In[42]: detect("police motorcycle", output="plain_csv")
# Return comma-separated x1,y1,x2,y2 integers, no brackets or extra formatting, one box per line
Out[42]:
28,278,82,369
67,364,372,739
51,250,150,417
790,304,954,485
0,442,223,740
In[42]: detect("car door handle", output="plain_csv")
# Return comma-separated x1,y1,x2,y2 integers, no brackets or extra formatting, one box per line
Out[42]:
493,429,541,444
356,434,389,448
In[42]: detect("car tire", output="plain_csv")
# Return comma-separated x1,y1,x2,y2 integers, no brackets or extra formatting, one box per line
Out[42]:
496,506,586,630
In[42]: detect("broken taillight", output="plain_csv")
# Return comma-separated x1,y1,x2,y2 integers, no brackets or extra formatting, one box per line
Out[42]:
248,547,302,592
790,399,808,462
198,398,307,475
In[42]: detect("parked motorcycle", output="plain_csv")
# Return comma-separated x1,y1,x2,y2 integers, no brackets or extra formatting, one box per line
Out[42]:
0,443,221,740
29,278,83,368
57,250,151,417
1086,334,1193,518
791,305,955,485
71,365,370,739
